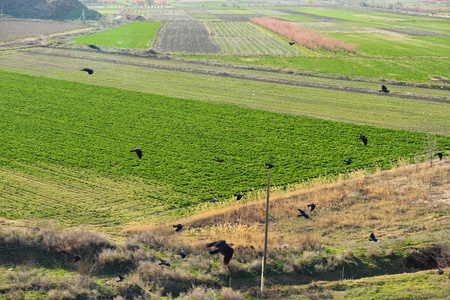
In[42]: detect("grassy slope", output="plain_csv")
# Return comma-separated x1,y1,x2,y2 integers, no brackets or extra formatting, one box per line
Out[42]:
71,22,162,49
2,70,448,229
0,161,448,299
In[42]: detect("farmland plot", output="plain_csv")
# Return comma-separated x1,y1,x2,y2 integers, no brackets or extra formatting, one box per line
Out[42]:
208,21,301,55
0,19,88,42
153,21,221,54
212,13,265,22
186,10,220,21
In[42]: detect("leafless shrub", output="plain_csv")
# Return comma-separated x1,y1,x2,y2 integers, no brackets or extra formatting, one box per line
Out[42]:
177,286,217,300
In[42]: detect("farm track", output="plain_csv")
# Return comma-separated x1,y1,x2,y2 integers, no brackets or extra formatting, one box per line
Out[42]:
25,48,450,104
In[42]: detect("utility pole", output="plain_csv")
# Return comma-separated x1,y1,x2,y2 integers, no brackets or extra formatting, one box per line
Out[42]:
260,171,271,297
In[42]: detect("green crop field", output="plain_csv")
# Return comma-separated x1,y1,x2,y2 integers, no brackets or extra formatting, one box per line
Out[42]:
71,22,162,49
178,54,450,83
1,70,449,227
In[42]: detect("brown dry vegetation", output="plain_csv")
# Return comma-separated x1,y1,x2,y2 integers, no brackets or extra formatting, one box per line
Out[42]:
124,159,450,253
250,17,359,53
1,160,449,298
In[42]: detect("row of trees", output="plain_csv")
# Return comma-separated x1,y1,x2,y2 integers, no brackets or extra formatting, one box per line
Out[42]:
250,17,359,54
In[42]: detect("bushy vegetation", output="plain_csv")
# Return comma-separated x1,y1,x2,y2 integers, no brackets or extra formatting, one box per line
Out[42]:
251,17,359,53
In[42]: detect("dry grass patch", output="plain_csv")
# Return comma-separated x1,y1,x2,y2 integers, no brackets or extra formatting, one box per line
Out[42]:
124,159,449,251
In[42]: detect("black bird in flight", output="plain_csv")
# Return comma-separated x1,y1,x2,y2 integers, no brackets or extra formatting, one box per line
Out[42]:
266,163,274,169
359,134,368,146
215,158,225,163
346,158,353,165
435,152,443,160
159,259,171,267
72,255,81,263
87,44,102,51
380,85,389,94
207,240,234,266
369,232,380,242
234,193,243,200
116,275,125,282
289,41,295,46
178,250,186,259
307,203,316,212
81,68,94,75
297,209,310,219
130,148,142,159
173,224,183,232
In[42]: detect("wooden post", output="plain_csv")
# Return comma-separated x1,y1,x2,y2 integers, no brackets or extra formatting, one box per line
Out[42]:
260,171,271,297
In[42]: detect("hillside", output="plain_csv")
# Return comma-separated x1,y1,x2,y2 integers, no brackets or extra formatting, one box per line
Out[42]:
0,0,98,20
0,160,448,299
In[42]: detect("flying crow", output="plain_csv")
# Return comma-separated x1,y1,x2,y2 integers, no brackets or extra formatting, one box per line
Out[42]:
307,203,316,212
234,193,243,200
116,275,125,282
72,255,81,263
297,209,310,219
207,240,234,266
289,42,295,46
87,44,102,51
130,148,142,159
359,134,368,146
435,152,443,160
173,224,183,232
159,259,171,267
369,232,380,242
81,68,94,75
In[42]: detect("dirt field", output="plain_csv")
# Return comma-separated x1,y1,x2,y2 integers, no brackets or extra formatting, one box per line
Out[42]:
153,21,221,54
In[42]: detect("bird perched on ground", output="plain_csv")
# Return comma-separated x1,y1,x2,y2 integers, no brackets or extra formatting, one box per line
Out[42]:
289,41,295,46
434,152,443,160
346,158,353,165
215,158,225,163
159,259,171,267
173,224,183,232
234,193,244,200
72,255,81,263
359,134,368,146
207,240,234,266
438,268,445,275
210,198,218,203
307,203,316,212
266,163,274,169
87,44,102,51
369,232,380,242
178,250,186,259
130,148,142,159
81,68,94,75
297,209,310,219
116,275,125,282
380,85,389,94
